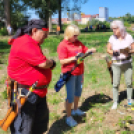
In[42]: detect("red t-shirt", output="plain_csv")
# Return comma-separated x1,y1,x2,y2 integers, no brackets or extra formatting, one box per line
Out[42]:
57,39,88,75
8,34,52,98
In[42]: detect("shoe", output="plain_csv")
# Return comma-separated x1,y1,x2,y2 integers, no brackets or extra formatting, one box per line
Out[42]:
111,102,118,109
128,99,133,106
66,116,77,127
71,109,86,116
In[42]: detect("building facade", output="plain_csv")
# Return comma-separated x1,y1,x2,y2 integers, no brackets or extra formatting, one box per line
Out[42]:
52,7,109,24
98,7,109,21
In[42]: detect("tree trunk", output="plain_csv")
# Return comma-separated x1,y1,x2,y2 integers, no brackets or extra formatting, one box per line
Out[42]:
3,0,11,26
49,14,52,32
58,0,62,31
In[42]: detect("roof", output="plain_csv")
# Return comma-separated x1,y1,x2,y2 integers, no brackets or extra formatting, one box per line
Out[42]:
52,18,70,22
75,19,81,22
81,15,92,18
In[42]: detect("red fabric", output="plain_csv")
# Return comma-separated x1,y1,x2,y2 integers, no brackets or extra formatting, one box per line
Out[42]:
42,28,49,31
57,39,88,75
8,34,52,97
8,38,15,45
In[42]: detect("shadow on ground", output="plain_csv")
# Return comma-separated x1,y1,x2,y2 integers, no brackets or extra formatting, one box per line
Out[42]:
118,89,134,103
80,93,112,111
47,93,112,134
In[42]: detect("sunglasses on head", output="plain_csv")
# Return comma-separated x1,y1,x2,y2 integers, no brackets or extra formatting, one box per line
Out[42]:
28,19,49,31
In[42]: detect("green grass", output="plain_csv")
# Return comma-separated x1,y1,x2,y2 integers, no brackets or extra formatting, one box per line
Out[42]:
0,31,134,134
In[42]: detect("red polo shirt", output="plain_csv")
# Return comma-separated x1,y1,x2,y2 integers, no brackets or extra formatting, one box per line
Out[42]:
8,34,52,98
57,39,88,75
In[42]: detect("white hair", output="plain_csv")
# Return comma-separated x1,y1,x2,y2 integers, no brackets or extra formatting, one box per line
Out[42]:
110,20,126,38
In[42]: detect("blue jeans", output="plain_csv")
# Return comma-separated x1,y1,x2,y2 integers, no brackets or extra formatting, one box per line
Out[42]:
65,74,83,103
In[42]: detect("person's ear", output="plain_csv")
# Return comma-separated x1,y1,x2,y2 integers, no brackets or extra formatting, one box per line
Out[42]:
31,28,37,34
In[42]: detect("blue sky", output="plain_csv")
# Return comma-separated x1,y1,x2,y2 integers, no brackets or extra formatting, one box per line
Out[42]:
29,0,134,19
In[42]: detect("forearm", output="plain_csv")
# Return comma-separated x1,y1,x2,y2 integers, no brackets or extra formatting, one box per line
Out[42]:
86,49,92,53
38,59,53,69
129,43,134,54
60,56,76,65
107,49,113,56
86,47,96,53
129,49,134,54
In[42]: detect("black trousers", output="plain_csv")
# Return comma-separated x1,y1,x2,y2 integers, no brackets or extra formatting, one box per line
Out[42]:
10,88,49,134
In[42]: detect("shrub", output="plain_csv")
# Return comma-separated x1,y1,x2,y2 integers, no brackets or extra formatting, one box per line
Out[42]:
0,27,8,36
124,21,131,27
1,90,7,99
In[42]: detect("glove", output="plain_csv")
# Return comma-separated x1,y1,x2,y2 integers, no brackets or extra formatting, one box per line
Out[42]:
50,60,56,69
113,51,120,56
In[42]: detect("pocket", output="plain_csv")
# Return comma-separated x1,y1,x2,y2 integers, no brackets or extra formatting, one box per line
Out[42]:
21,88,38,104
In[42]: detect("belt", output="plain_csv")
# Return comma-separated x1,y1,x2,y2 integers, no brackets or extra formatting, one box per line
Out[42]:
17,84,49,89
10,79,49,89
113,56,131,63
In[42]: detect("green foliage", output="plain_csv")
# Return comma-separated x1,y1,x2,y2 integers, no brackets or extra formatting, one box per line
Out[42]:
0,22,5,29
71,21,78,26
118,116,132,129
121,131,131,134
90,19,100,26
124,21,131,27
1,90,7,99
86,21,90,26
109,12,134,24
102,21,110,29
0,0,30,30
0,28,8,36
91,74,97,83
28,0,59,21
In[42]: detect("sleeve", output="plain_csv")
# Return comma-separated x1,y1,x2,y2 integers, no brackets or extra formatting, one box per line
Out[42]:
57,43,68,60
80,42,88,53
129,35,134,44
18,42,47,66
108,35,113,44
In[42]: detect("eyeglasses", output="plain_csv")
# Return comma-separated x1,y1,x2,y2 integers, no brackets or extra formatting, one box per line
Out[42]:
74,35,78,37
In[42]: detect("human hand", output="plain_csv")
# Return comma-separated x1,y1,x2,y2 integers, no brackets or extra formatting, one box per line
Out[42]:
75,53,84,60
90,48,96,53
113,50,120,56
75,53,84,64
129,49,133,54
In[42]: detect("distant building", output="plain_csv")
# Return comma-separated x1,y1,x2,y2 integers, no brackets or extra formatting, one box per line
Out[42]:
81,14,92,24
52,7,109,25
98,7,109,21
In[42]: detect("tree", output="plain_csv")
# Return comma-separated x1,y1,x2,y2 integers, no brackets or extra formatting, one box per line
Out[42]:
58,0,62,31
0,0,30,29
0,0,4,22
4,0,11,26
125,13,131,23
26,0,59,32
131,16,134,23
59,0,88,30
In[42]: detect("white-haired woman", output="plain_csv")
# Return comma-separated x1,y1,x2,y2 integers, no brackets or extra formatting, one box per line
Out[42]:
57,24,96,127
107,20,134,109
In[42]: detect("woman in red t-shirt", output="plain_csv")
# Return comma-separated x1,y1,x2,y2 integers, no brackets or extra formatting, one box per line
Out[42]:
57,24,96,127
8,19,56,134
